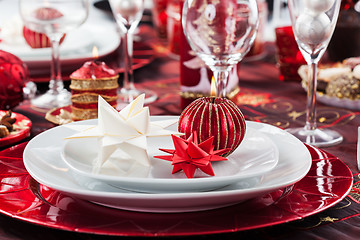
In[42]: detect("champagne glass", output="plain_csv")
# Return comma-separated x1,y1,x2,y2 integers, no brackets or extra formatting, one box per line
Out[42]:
19,0,89,109
287,0,343,147
109,0,157,104
182,0,258,98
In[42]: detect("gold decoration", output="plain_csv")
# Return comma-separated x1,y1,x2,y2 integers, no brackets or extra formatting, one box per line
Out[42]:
320,216,338,223
70,76,118,91
288,110,304,121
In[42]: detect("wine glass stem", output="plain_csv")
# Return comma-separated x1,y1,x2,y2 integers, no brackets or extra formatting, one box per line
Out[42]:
305,62,317,131
122,32,135,91
214,69,229,98
49,38,64,94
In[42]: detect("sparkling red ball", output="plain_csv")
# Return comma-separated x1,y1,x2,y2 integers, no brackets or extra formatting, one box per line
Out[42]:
0,50,28,110
178,97,246,156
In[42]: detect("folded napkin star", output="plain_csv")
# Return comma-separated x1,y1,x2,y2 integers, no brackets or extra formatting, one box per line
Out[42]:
66,94,180,174
155,133,231,178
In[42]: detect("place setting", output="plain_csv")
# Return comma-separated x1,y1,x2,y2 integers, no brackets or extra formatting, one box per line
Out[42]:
0,0,357,238
14,0,354,218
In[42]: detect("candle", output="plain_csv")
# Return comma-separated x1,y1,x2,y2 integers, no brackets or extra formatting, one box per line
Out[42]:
69,60,119,121
178,96,246,156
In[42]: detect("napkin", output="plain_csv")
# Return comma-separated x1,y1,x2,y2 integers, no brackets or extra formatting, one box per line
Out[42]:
66,94,180,174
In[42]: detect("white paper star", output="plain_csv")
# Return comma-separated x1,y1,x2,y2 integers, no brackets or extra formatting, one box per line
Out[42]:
65,94,180,174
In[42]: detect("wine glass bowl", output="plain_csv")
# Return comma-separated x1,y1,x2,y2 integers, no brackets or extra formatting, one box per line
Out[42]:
19,0,89,109
109,0,157,104
287,0,343,147
182,0,258,97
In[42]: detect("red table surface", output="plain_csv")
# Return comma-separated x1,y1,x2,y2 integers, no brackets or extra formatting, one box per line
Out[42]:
1,24,359,239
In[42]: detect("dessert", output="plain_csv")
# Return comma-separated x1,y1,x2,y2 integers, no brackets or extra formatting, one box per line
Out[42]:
0,111,16,138
0,126,9,138
69,61,119,121
298,57,360,100
178,97,246,156
0,110,16,132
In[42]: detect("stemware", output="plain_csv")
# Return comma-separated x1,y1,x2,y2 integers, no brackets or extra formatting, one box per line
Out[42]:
182,0,258,98
109,0,157,104
287,0,343,147
19,0,89,109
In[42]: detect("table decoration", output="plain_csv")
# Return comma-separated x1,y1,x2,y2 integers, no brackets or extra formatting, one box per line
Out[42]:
178,96,246,156
65,95,180,175
69,60,119,121
155,133,230,178
0,50,28,110
23,26,65,49
21,4,66,49
0,110,31,147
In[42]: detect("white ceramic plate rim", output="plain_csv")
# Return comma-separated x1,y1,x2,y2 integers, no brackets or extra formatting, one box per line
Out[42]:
23,117,312,212
60,121,279,192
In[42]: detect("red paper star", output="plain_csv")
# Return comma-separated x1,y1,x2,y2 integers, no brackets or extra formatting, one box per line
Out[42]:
155,133,231,178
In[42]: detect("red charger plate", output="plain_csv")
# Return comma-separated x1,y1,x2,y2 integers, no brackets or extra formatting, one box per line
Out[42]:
0,111,32,147
0,143,353,237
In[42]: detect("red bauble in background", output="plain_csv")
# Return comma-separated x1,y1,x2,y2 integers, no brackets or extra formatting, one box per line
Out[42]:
178,97,246,156
23,26,66,48
22,7,66,49
0,50,29,110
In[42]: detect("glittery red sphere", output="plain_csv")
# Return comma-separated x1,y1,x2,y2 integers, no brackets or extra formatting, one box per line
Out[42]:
0,50,29,110
178,97,246,156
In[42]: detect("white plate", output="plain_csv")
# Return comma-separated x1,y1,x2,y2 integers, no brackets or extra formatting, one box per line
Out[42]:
0,0,120,73
23,117,312,213
61,123,279,193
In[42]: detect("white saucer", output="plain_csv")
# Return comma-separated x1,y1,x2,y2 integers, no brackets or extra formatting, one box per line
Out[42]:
23,117,312,213
61,122,279,193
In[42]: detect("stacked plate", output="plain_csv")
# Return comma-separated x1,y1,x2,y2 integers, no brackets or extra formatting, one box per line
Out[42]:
23,116,312,213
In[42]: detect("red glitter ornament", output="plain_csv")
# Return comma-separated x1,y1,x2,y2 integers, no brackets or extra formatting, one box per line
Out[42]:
0,50,29,110
178,97,246,156
155,133,230,179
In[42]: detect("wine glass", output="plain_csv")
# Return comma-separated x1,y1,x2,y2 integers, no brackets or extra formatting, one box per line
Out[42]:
182,0,258,98
109,0,157,104
19,0,89,109
287,0,343,147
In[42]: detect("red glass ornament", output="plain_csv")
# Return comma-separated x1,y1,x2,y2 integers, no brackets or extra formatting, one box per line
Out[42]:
0,50,28,110
178,97,246,156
